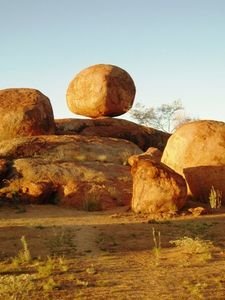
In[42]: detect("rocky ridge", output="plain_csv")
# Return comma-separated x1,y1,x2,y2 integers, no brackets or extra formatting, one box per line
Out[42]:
1,64,224,213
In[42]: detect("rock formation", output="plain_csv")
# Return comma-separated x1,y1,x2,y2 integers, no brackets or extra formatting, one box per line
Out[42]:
131,157,187,213
55,118,170,151
0,135,141,164
66,64,136,118
0,158,132,210
161,120,225,203
128,147,162,166
1,64,204,213
0,135,141,209
0,88,55,141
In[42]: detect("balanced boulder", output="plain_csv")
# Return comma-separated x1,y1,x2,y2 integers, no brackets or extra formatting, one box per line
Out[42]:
161,120,225,202
66,64,136,118
131,157,187,214
0,88,55,141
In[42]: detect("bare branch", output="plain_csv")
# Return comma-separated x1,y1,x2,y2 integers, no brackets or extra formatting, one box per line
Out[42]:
129,100,194,132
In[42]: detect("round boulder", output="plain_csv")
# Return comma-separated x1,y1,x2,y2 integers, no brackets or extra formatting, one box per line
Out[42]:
66,64,136,118
161,120,225,202
0,88,55,141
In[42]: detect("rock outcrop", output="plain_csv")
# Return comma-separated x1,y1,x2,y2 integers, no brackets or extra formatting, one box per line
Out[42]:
0,88,55,141
55,118,170,151
161,120,225,202
66,64,136,118
128,147,162,166
131,157,187,213
0,65,191,213
0,158,132,210
0,135,142,165
0,135,141,209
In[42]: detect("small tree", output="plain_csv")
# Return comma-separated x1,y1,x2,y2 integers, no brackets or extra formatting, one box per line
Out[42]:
130,100,192,133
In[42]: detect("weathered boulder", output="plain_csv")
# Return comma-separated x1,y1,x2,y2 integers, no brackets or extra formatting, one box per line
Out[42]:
0,159,132,210
128,147,162,166
66,64,136,118
0,135,142,165
131,158,187,214
0,134,140,209
161,120,225,202
0,88,55,141
55,118,170,151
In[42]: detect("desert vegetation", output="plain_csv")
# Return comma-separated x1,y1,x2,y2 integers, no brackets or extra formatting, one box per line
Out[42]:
129,99,195,133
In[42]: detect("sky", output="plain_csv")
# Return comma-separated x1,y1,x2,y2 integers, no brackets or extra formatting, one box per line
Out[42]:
1,0,225,122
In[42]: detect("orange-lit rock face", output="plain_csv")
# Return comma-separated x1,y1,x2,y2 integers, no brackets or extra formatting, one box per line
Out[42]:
128,147,162,167
161,120,225,202
55,118,170,152
131,158,187,214
0,158,132,209
0,88,55,141
0,134,142,164
0,135,140,210
66,64,136,118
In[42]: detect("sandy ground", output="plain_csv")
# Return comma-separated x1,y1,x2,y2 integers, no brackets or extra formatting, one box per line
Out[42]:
0,203,225,299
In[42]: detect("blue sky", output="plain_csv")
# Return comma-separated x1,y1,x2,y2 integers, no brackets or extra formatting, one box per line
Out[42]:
1,0,225,121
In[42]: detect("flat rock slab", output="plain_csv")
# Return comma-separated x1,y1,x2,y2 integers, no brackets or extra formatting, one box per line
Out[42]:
55,117,170,151
0,134,142,165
